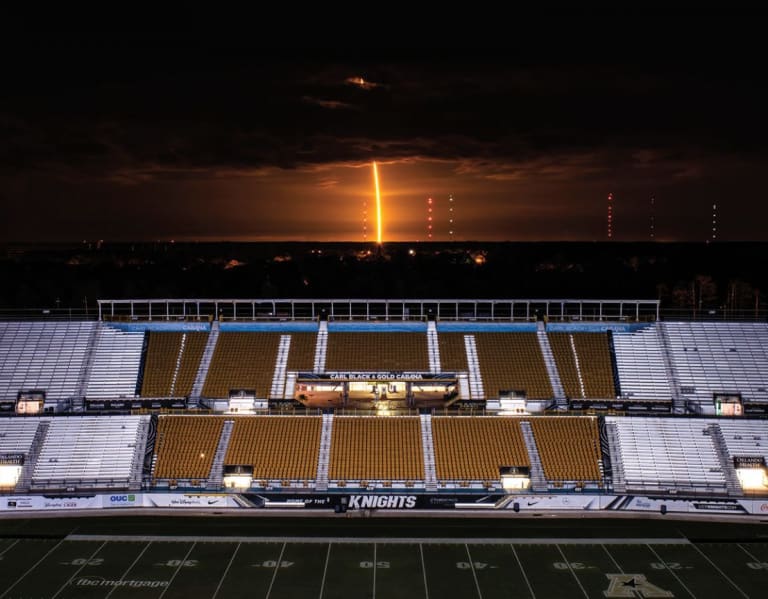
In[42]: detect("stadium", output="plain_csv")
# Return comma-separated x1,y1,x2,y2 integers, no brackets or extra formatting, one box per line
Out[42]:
2,297,768,598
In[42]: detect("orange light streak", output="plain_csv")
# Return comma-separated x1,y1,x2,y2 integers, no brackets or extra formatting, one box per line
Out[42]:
373,161,383,244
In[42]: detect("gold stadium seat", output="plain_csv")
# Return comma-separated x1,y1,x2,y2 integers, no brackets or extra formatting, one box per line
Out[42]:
325,333,429,371
474,333,552,399
328,417,424,481
141,332,209,397
286,333,318,371
432,417,529,482
225,416,322,480
548,332,616,399
528,417,602,482
153,416,225,480
202,333,281,398
437,333,469,371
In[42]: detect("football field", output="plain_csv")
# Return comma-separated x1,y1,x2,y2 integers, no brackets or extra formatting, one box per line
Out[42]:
1,516,768,598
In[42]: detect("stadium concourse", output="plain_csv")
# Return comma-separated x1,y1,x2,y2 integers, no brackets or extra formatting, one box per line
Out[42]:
0,298,767,518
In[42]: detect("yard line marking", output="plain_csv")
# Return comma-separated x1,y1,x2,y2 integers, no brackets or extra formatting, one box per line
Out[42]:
51,541,107,599
104,541,152,599
690,544,749,599
465,544,484,599
373,543,377,599
556,544,589,599
211,541,240,599
646,544,697,599
265,541,286,599
318,543,332,599
737,543,762,563
67,534,690,545
0,539,19,557
510,545,536,599
600,543,624,573
158,542,196,599
419,544,430,599
0,538,65,599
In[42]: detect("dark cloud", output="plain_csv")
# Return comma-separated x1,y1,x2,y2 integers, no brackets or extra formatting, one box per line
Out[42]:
1,22,766,241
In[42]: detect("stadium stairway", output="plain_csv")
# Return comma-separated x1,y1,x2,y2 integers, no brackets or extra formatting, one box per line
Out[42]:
427,321,441,374
568,335,588,397
75,322,102,401
313,321,328,373
519,421,548,491
420,414,438,491
191,320,220,402
463,335,485,399
167,332,187,397
316,413,333,491
130,417,151,490
708,423,744,496
206,419,234,490
14,420,49,493
269,335,291,399
536,324,567,408
605,420,626,493
657,322,685,412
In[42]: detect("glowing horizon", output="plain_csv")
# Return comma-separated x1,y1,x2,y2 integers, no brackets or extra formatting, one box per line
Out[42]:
373,161,383,244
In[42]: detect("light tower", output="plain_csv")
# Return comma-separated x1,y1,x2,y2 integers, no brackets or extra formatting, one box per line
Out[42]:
711,202,717,241
448,194,455,241
650,196,655,240
607,192,614,239
426,197,434,240
362,197,368,242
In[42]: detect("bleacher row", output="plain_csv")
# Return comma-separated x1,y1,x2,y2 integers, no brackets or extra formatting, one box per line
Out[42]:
0,415,148,490
1,415,766,495
3,321,768,404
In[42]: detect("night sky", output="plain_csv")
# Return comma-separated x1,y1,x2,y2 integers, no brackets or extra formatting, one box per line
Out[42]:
2,20,766,243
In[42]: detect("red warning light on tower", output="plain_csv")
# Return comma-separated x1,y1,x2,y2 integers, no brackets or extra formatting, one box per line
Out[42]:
607,192,614,239
427,197,434,240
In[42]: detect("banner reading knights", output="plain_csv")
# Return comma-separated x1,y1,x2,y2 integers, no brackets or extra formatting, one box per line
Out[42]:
245,493,504,510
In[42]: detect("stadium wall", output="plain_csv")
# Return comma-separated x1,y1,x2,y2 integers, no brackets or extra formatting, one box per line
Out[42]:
2,492,768,515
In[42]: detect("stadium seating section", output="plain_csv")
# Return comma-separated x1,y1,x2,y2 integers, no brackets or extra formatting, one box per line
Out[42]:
662,322,768,404
529,417,602,482
4,317,768,500
153,416,224,481
549,333,616,399
612,325,672,401
0,418,42,456
202,333,281,398
609,416,727,493
329,417,424,481
140,332,208,397
437,333,469,372
32,415,146,489
85,326,145,399
432,417,529,482
474,333,552,399
286,333,318,371
225,416,322,481
325,333,429,371
0,321,96,401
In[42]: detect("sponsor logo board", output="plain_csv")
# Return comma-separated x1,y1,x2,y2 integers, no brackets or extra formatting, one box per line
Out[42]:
103,494,141,507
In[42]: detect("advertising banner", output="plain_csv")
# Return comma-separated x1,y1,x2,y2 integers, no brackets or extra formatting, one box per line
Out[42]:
102,493,142,508
2,495,100,511
245,493,505,510
142,493,239,508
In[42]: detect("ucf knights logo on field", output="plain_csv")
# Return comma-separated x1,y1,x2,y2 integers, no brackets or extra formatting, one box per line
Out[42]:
603,574,673,597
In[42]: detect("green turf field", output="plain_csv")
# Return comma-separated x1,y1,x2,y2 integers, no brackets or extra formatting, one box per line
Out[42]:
1,516,768,598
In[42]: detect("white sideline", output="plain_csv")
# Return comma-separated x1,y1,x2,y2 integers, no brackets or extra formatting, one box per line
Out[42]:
65,534,691,545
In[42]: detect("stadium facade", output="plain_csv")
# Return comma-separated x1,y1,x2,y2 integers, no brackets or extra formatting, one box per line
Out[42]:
1,299,767,516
